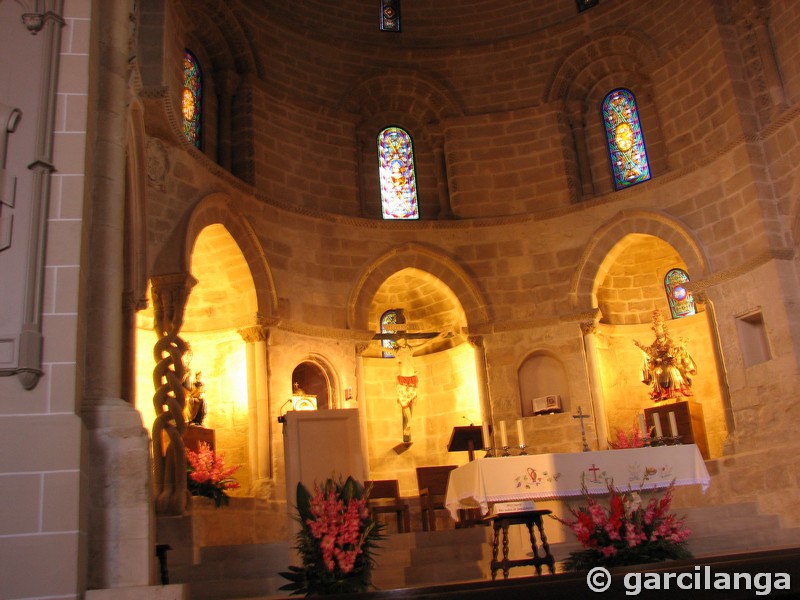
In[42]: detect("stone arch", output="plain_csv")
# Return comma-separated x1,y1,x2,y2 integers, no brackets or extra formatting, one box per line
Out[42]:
545,30,666,198
569,209,709,313
184,193,279,321
517,349,571,417
546,29,660,104
338,68,464,123
290,353,342,410
342,70,464,219
347,243,491,332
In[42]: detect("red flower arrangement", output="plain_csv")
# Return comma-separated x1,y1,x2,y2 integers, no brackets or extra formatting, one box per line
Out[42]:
609,421,649,449
280,476,384,596
554,479,692,570
186,442,241,507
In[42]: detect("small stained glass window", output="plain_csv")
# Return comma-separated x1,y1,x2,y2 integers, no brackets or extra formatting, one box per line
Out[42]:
602,89,650,190
665,268,696,319
381,309,400,358
182,50,202,147
378,127,419,220
380,0,401,32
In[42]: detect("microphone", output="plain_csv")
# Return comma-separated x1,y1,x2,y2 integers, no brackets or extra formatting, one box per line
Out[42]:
462,415,474,426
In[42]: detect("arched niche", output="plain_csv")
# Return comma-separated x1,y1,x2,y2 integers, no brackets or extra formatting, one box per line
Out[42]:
592,234,727,458
291,358,337,410
136,223,258,494
517,351,570,417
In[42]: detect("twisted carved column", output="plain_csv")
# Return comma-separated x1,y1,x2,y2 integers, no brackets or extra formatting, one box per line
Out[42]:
150,273,196,514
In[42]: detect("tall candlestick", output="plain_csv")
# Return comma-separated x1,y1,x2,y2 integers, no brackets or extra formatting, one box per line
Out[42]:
637,413,646,435
500,420,508,448
516,419,525,447
668,412,678,437
482,422,491,449
653,413,663,438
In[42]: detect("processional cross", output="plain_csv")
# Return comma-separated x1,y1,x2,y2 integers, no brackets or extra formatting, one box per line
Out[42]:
572,405,591,452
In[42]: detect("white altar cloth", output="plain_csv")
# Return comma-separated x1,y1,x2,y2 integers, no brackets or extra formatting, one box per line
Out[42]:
444,444,710,519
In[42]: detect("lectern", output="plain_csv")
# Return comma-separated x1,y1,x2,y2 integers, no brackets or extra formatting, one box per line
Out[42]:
282,409,366,505
448,425,485,461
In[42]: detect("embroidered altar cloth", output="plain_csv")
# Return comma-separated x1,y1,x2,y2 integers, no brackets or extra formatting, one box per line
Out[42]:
444,444,710,519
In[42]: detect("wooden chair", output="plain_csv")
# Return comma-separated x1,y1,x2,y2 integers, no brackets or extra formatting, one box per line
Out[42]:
415,465,457,531
365,479,410,533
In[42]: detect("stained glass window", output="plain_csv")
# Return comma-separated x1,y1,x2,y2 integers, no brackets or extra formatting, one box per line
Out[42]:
381,309,400,357
378,127,419,220
380,0,401,32
664,268,696,319
182,50,202,147
602,89,650,190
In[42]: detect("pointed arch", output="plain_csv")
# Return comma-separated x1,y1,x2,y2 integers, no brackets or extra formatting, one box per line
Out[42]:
569,210,709,313
184,193,279,321
347,243,491,332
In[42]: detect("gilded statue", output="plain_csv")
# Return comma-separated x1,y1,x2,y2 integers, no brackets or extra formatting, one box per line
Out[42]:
633,309,697,402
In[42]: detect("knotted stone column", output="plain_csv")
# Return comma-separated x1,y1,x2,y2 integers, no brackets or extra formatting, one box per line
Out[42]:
150,272,196,515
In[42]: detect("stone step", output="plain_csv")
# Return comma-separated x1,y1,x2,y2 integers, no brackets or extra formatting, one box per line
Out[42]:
166,500,800,599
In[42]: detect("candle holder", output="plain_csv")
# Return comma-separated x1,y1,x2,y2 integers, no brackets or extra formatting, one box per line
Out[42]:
501,445,510,457
484,446,496,458
666,435,683,446
518,444,528,455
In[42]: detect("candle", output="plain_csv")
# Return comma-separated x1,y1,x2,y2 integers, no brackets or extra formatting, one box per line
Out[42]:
482,422,491,449
500,420,508,448
637,413,646,436
668,412,678,437
516,419,525,447
653,413,663,438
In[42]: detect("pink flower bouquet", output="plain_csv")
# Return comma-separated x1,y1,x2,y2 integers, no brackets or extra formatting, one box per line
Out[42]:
280,476,384,596
186,442,240,507
554,479,692,570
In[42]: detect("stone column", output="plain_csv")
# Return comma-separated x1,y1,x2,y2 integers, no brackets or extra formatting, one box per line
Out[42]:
150,272,197,516
580,320,609,450
568,101,594,199
432,129,455,218
216,69,240,171
239,324,272,491
80,0,155,589
469,336,494,445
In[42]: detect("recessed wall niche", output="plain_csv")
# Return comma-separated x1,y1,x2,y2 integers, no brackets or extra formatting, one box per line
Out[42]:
518,352,569,417
735,309,771,368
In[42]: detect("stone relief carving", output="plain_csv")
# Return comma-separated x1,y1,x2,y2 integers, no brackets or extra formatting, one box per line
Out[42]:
146,137,168,190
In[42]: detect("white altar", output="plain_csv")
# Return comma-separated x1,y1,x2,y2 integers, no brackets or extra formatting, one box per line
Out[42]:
445,444,710,519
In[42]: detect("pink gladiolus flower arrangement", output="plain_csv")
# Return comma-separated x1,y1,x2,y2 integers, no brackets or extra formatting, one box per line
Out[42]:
609,421,648,449
186,442,240,507
553,478,692,570
280,476,384,596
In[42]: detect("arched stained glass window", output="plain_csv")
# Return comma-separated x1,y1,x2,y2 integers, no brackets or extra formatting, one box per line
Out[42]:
602,89,650,190
380,309,401,357
378,127,419,220
182,50,202,147
664,268,696,319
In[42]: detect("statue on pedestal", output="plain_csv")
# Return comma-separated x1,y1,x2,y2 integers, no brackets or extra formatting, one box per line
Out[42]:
633,309,697,402
183,369,207,426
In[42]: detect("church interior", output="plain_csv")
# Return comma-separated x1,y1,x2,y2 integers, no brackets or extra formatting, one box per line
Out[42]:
2,0,800,598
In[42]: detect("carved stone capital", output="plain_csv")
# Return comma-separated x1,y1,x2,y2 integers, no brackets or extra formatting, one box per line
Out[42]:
150,273,197,335
238,325,268,344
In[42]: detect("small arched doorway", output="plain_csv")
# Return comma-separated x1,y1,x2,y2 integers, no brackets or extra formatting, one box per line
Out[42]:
291,359,334,410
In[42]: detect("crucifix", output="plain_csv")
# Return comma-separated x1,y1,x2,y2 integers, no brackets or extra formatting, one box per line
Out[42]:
572,405,591,452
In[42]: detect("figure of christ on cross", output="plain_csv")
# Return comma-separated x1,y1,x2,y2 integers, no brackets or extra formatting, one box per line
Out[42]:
394,338,417,443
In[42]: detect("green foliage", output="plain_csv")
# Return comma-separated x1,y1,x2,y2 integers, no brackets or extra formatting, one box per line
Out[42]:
279,476,385,596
